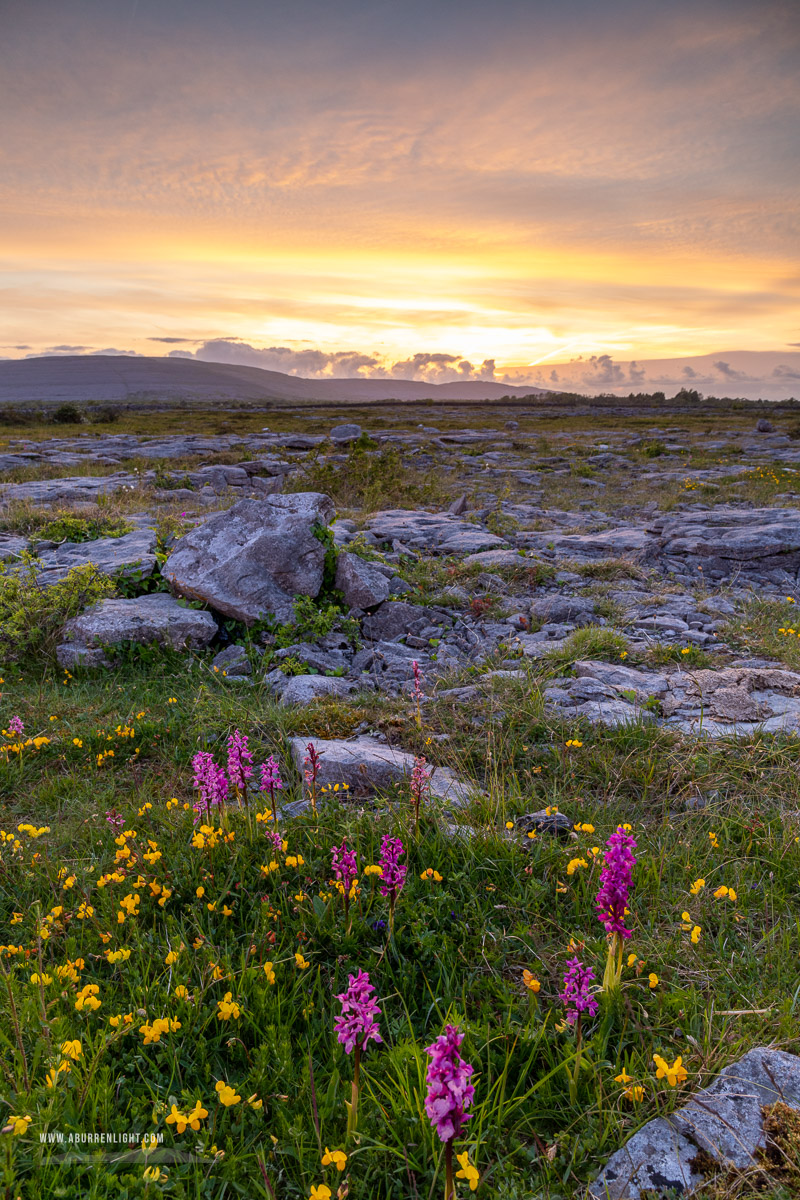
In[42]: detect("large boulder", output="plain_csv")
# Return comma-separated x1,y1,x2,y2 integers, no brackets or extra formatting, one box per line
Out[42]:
161,493,336,624
57,594,218,667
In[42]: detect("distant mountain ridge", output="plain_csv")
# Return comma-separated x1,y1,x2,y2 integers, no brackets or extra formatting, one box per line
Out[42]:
0,355,549,405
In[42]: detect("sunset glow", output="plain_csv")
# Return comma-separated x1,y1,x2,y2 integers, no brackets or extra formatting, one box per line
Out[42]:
2,0,799,394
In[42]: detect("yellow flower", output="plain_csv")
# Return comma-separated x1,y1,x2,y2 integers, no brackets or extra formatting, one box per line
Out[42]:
247,1094,263,1110
708,831,719,848
263,962,276,985
714,885,736,901
143,1166,165,1182
653,1054,688,1086
564,739,583,748
363,864,383,876
420,868,443,882
309,1187,331,1200
456,1151,480,1191
105,948,131,964
75,983,101,1012
648,973,659,989
217,992,241,1021
689,878,705,895
166,1104,189,1133
60,1039,82,1060
690,925,702,944
295,952,310,970
624,1085,644,1101
522,969,540,993
187,1101,208,1129
215,1080,241,1107
173,985,189,999
321,1147,347,1171
614,1069,633,1085
566,857,588,875
165,950,180,966
4,1114,31,1136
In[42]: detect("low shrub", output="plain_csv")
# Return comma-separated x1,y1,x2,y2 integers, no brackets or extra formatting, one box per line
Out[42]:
0,556,115,661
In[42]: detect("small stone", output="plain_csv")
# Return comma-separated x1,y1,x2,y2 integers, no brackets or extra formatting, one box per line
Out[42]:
516,809,573,838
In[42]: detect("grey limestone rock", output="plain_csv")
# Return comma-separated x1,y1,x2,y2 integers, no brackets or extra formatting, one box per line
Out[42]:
287,734,477,807
278,676,354,706
35,528,158,586
57,594,218,667
362,601,446,643
162,492,336,624
329,423,362,443
210,644,252,677
591,1047,800,1196
335,551,391,610
588,1117,704,1199
532,595,596,625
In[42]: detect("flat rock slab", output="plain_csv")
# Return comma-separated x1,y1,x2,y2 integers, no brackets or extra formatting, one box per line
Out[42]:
521,527,652,559
0,535,28,562
590,1047,800,1196
278,676,354,706
461,548,530,569
0,473,140,505
366,509,507,555
162,492,335,624
35,528,157,586
575,660,670,698
652,507,800,565
57,594,218,667
288,735,477,808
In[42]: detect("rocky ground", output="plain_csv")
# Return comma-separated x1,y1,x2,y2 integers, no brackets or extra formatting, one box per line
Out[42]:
2,409,799,742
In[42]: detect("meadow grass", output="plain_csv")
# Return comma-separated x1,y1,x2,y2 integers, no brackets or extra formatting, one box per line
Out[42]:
0,661,799,1198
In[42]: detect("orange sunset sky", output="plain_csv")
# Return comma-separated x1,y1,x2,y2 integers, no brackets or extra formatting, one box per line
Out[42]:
2,0,799,396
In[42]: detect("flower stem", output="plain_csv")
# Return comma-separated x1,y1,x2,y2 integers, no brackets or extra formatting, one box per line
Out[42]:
444,1139,454,1200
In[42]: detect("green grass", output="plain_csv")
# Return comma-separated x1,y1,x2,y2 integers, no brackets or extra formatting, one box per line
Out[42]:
0,661,798,1197
724,597,800,671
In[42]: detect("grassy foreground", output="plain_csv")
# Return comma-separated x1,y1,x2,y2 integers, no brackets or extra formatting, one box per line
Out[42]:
0,662,799,1199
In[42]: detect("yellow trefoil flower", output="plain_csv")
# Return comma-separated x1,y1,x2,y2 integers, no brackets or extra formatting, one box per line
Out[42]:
215,1081,241,1107
522,969,540,993
653,1054,688,1086
321,1147,347,1171
4,1114,32,1136
455,1151,480,1191
216,992,241,1021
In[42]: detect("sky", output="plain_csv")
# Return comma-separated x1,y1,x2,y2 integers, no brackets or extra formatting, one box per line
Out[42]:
2,0,799,396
